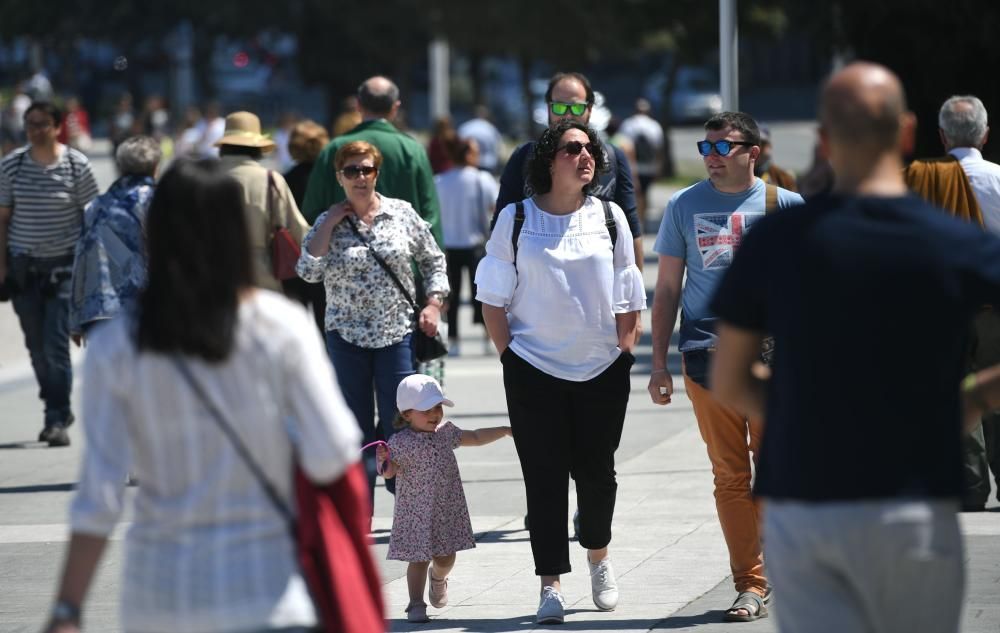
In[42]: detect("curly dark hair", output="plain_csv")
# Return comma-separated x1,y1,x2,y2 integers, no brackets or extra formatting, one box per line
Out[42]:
527,120,609,196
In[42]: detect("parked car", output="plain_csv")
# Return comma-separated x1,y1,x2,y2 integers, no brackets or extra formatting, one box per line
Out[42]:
644,66,723,124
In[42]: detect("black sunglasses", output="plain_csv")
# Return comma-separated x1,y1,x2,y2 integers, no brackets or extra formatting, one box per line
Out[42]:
340,165,378,179
557,141,598,156
697,139,755,157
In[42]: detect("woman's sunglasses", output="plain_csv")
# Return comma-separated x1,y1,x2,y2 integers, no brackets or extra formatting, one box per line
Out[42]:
557,140,599,156
696,140,755,157
549,102,589,116
340,165,378,179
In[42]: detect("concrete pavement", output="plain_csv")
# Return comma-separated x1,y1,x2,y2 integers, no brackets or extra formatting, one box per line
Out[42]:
0,148,997,632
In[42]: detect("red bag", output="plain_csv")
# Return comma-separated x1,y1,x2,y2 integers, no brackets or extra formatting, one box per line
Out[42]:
267,172,302,281
295,463,385,633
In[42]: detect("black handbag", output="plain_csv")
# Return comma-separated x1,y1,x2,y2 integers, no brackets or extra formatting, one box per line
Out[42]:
345,217,448,362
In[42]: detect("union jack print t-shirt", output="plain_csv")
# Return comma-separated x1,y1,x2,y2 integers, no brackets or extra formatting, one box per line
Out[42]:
653,178,803,350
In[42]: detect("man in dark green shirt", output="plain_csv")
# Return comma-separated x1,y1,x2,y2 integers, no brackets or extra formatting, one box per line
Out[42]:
301,76,442,245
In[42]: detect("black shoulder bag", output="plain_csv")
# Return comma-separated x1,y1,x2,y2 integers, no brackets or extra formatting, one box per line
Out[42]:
345,217,448,362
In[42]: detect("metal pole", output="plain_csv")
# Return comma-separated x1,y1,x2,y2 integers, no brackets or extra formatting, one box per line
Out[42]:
429,38,450,120
719,0,739,111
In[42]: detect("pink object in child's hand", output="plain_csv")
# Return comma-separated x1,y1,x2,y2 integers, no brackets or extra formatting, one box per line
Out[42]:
361,440,391,476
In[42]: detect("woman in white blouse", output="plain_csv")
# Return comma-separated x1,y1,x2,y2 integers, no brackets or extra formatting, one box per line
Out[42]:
296,140,449,504
45,159,362,633
475,120,646,625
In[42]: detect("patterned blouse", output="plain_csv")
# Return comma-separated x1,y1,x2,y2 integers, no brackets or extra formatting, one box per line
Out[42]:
69,174,155,335
297,194,449,348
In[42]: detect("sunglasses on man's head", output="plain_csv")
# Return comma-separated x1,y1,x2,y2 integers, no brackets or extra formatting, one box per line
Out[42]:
557,141,598,157
697,139,755,157
549,102,589,117
339,165,378,179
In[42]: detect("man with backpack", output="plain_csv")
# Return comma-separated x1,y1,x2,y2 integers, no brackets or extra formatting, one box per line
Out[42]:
494,72,643,269
0,102,99,447
620,98,665,226
648,111,803,622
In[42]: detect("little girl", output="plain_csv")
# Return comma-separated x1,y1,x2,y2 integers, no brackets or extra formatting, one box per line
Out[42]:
379,374,511,623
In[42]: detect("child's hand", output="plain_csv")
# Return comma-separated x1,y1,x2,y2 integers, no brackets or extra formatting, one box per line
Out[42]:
376,445,388,464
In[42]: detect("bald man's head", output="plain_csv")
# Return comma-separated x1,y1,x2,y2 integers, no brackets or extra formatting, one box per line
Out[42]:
820,62,907,151
358,76,400,118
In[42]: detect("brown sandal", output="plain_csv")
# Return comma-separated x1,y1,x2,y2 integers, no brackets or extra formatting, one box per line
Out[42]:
723,590,768,622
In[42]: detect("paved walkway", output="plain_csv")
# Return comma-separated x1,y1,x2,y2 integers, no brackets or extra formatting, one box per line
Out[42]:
0,149,997,632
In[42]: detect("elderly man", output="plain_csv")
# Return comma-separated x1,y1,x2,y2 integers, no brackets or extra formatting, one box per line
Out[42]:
939,95,1000,511
494,72,643,268
709,62,1000,633
648,111,802,621
69,135,160,342
0,102,100,447
301,76,442,244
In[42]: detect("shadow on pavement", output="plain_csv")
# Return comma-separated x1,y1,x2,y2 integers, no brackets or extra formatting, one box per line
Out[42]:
0,482,76,493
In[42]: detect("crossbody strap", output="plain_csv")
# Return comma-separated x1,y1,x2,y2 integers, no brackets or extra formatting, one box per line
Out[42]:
345,216,419,313
170,357,297,531
511,200,526,266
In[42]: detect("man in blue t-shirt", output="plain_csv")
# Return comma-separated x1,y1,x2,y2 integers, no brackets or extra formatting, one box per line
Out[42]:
710,62,1000,633
648,111,802,621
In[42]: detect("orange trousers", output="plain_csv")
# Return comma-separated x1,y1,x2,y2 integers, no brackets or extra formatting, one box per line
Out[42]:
684,374,767,595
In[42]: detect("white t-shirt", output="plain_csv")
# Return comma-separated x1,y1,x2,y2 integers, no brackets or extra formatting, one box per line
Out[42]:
71,290,361,633
951,147,1000,237
475,196,646,381
435,166,498,249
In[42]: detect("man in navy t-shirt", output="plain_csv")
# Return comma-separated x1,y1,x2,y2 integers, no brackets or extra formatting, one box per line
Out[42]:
710,61,1000,633
494,72,643,269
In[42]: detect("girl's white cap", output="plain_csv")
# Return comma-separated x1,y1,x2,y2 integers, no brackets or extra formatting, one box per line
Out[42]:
396,374,455,412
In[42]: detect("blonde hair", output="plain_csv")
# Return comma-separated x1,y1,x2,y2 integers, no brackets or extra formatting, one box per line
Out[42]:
288,120,330,163
392,411,410,430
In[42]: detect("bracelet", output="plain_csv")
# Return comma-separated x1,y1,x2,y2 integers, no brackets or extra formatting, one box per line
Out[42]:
963,373,991,413
51,600,81,624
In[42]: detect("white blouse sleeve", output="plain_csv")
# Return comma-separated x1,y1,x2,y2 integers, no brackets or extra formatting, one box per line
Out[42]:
474,203,518,308
295,211,329,283
610,202,647,314
283,308,362,484
70,334,132,536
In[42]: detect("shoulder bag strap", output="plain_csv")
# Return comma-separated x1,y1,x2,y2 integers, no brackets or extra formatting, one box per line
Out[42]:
170,356,297,531
345,216,419,313
266,170,282,232
765,183,778,214
601,199,618,250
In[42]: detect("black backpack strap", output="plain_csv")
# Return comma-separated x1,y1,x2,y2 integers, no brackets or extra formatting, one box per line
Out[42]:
601,199,617,250
512,200,525,267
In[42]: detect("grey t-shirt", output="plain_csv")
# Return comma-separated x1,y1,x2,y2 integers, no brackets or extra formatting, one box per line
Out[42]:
653,178,803,350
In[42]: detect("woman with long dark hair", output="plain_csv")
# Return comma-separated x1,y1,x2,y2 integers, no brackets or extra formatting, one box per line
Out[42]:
45,159,363,633
476,120,645,625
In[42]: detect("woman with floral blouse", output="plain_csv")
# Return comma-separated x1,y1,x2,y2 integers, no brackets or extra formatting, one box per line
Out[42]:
297,140,449,503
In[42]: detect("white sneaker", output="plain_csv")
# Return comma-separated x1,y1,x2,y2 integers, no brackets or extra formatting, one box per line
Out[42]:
536,586,566,624
588,557,619,611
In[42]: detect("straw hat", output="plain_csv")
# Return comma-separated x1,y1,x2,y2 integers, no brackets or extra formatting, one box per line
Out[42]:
215,111,276,151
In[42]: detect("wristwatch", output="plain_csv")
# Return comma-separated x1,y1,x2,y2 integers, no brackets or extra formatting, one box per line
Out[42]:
426,291,446,307
51,600,81,624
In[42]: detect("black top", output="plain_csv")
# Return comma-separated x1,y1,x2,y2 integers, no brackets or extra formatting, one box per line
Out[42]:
493,141,641,238
711,194,1000,501
283,161,314,209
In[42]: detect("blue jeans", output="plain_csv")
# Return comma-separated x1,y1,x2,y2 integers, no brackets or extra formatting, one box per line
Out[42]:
10,256,73,428
325,330,413,503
